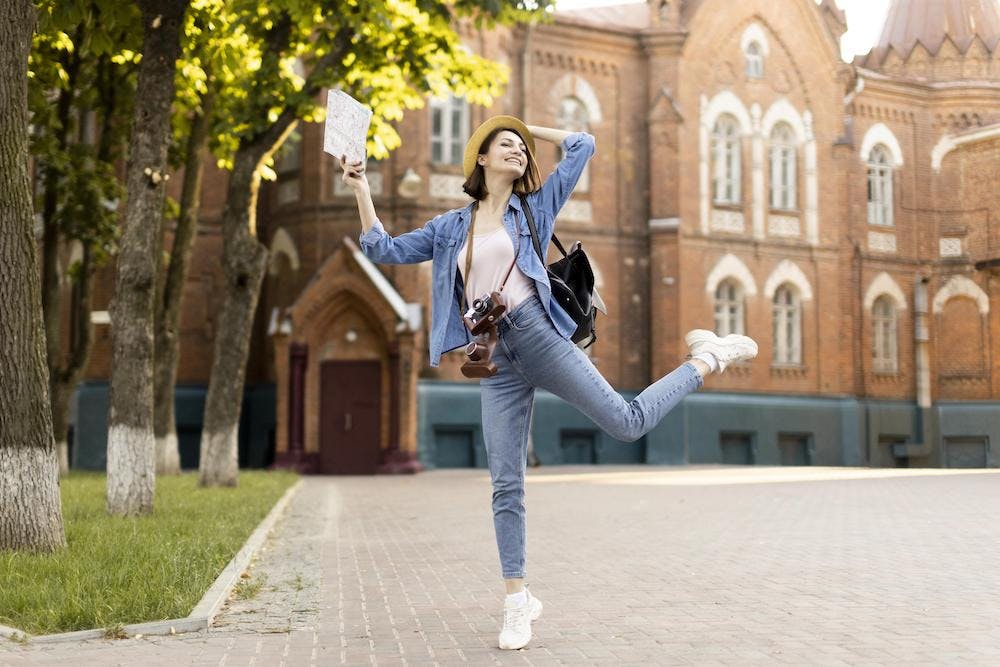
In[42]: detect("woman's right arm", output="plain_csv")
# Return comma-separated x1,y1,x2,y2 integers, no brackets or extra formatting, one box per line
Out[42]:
340,155,436,264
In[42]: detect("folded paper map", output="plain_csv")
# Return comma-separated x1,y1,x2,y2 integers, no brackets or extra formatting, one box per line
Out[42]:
323,89,372,165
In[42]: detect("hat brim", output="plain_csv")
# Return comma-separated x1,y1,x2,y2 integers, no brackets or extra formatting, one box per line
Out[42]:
463,115,536,179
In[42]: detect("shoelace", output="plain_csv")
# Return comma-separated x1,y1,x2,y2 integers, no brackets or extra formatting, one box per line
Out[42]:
503,601,530,630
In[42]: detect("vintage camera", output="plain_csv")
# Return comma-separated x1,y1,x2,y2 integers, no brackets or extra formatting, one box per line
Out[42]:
460,291,505,378
463,291,507,336
460,329,499,378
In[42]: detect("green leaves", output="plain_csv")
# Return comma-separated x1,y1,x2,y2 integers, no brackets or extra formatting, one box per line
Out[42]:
29,0,557,247
192,0,553,166
52,148,122,265
29,0,140,264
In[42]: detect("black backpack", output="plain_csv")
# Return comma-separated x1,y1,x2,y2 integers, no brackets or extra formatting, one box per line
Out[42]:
518,194,603,348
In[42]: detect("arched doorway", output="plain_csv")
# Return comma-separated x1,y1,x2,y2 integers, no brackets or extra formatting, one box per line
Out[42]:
272,237,423,474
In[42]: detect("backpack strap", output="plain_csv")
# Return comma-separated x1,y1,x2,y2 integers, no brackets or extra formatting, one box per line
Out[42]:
518,194,568,261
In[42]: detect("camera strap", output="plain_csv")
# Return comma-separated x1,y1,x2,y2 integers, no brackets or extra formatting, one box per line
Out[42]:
462,202,519,309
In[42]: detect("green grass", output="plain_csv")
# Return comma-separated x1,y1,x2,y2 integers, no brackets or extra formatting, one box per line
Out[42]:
0,470,297,636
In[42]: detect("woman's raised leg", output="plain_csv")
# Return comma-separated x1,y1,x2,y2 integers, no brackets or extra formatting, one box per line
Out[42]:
529,340,703,442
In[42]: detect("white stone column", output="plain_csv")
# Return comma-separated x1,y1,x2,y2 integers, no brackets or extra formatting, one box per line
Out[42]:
751,103,765,240
699,94,709,235
804,110,819,245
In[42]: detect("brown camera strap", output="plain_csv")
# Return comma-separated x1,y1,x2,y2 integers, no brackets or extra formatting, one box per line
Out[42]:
463,202,519,308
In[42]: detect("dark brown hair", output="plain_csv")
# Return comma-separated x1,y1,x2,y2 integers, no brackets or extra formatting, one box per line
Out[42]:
462,128,542,200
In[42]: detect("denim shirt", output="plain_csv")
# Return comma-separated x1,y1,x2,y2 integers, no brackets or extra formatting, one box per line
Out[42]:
359,132,596,367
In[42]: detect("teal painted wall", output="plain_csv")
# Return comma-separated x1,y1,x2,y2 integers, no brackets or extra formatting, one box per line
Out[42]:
417,382,644,469
679,393,858,466
69,379,998,472
417,380,1000,470
70,382,276,471
938,402,1000,467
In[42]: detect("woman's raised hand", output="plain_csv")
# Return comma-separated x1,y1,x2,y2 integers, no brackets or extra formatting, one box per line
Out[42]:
339,154,369,196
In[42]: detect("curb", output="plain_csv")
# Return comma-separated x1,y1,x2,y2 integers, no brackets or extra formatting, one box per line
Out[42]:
1,478,303,645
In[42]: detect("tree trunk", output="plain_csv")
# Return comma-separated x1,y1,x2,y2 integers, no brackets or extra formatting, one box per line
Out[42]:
0,0,66,552
197,147,273,487
106,0,188,516
154,87,214,475
195,29,349,487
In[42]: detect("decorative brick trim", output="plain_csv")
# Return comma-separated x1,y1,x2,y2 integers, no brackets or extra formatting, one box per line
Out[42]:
705,253,758,296
764,260,813,301
863,272,907,311
932,275,989,314
860,122,904,166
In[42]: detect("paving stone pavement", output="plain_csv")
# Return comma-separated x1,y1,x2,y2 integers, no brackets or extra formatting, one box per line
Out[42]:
3,465,1000,666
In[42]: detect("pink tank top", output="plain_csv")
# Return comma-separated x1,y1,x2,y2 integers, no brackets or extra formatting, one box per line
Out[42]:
457,227,537,313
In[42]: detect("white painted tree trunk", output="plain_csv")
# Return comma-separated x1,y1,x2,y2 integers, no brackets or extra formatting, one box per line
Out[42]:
0,447,65,551
156,431,181,474
198,426,239,487
106,424,155,514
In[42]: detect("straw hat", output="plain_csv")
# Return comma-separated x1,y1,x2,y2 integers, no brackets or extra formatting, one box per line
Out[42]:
462,115,536,179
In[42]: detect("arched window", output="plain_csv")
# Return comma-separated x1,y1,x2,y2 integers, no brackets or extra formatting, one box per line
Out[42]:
745,41,764,79
430,95,469,166
712,114,741,205
769,122,797,211
275,129,302,205
557,96,591,192
872,295,898,373
714,280,744,336
772,284,801,364
867,144,893,226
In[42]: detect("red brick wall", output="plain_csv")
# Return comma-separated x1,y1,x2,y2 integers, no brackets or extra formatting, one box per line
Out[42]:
69,0,1000,413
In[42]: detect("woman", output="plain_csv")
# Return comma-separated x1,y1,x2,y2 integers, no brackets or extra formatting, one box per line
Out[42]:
340,115,758,650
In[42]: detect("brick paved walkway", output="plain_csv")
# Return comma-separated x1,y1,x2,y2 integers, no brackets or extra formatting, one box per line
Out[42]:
3,466,1000,666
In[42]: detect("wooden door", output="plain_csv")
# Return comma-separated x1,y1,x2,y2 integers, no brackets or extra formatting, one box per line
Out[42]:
319,361,381,474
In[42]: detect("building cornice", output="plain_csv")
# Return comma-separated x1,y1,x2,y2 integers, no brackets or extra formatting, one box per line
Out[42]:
545,16,645,53
553,13,646,38
639,30,688,55
855,66,1000,97
849,72,1000,115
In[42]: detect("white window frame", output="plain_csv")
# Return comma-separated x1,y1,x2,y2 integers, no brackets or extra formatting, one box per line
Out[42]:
769,122,797,211
872,295,898,373
714,280,745,336
430,95,469,166
772,284,801,365
712,115,741,205
745,41,764,79
867,144,893,226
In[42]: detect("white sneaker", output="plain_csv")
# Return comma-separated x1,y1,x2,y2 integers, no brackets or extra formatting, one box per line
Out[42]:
498,588,543,650
685,329,758,373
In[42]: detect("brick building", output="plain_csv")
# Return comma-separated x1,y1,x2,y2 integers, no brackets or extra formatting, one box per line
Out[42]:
72,0,1000,472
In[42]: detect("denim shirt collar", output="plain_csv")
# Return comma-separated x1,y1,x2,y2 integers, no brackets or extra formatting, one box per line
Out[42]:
507,193,524,213
457,193,524,236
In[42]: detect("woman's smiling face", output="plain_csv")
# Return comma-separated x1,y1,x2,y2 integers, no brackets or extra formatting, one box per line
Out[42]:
478,130,528,179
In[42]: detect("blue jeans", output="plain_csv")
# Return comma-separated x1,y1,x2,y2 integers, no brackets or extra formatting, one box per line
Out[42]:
480,295,703,578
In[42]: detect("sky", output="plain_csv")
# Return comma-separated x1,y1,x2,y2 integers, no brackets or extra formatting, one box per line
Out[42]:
553,0,892,61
